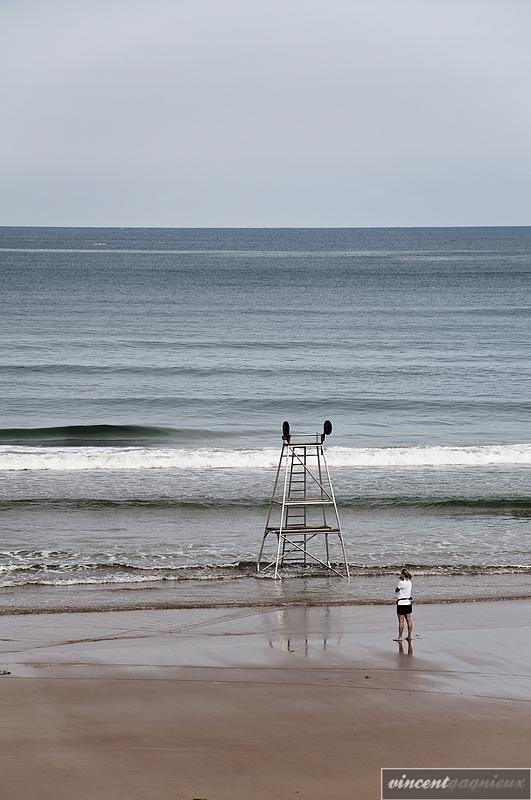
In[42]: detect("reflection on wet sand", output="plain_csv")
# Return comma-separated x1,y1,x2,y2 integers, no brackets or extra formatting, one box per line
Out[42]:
266,606,343,656
397,638,414,656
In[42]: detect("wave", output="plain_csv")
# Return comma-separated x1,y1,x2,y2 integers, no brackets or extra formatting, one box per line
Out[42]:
2,442,531,471
0,497,268,511
2,560,531,590
3,559,531,577
0,364,337,377
3,494,531,514
0,424,229,446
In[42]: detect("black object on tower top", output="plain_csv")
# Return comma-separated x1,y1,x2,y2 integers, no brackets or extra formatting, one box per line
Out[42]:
322,419,333,442
281,419,332,444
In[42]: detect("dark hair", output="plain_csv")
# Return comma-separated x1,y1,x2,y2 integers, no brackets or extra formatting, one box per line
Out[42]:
401,568,412,580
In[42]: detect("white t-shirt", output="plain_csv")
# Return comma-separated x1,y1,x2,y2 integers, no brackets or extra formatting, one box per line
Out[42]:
396,579,412,605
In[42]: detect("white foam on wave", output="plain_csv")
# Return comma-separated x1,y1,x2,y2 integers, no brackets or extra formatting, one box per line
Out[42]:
332,443,531,467
2,443,531,471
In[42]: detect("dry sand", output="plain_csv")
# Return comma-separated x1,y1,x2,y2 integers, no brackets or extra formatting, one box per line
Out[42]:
0,600,530,799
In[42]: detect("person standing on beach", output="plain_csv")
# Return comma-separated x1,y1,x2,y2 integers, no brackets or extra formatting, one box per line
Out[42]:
394,568,413,641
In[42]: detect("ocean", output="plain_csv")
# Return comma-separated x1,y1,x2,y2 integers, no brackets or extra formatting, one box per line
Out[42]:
1,225,531,613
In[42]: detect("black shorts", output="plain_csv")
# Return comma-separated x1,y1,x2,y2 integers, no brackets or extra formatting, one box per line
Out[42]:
397,603,412,615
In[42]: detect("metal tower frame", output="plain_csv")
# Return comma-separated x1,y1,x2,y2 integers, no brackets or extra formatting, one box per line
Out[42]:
257,420,350,580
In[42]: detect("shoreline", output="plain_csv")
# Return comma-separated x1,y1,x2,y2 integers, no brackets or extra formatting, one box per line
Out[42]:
4,592,531,616
2,570,531,615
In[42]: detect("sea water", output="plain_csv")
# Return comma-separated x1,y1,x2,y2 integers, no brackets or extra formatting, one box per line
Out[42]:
1,226,530,611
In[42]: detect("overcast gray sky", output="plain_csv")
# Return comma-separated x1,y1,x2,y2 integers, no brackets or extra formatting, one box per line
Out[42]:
1,0,530,227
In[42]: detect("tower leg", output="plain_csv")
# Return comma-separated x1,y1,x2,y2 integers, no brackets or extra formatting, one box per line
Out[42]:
257,444,286,573
274,533,283,580
280,535,287,566
338,533,350,579
257,532,268,572
274,443,291,579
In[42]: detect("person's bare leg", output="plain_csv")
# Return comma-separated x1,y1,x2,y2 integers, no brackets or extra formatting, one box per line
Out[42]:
406,614,413,640
394,615,404,641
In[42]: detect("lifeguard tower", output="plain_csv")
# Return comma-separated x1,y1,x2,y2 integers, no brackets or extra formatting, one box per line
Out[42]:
257,420,350,580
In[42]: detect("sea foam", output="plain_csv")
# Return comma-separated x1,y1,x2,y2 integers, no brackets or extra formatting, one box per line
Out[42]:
1,443,531,471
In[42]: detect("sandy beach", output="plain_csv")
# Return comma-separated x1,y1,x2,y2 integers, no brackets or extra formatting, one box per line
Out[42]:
1,600,530,799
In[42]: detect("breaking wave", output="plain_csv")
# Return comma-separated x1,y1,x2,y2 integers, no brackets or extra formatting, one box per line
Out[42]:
2,442,531,471
2,558,531,590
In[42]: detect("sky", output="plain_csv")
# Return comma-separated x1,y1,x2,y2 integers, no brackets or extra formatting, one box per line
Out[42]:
0,0,530,227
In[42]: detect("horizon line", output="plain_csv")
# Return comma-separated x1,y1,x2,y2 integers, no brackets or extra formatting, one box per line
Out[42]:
1,224,530,231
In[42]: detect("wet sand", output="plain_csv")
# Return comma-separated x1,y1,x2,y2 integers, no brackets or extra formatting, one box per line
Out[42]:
1,600,530,799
